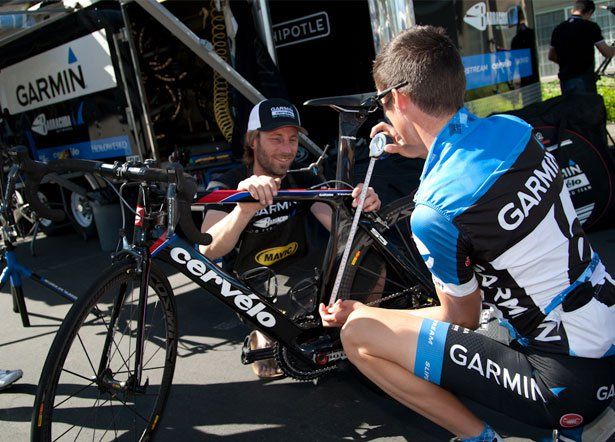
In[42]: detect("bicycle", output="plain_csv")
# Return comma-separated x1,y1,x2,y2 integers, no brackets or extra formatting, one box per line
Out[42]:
24,93,435,441
0,152,77,327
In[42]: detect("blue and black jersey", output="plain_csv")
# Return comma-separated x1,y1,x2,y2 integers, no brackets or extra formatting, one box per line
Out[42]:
411,108,614,359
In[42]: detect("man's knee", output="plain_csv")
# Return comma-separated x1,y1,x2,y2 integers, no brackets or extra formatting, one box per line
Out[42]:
340,307,381,361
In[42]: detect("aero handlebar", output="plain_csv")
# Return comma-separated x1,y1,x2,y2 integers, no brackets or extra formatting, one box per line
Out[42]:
8,146,212,246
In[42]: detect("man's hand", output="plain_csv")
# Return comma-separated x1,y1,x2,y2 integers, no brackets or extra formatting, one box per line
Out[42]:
237,175,281,210
352,183,381,212
319,299,364,327
370,122,426,159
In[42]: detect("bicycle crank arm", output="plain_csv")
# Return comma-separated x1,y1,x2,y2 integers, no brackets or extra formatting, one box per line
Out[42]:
240,334,276,364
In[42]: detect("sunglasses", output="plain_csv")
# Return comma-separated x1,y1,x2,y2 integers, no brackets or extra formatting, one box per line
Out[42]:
361,80,409,110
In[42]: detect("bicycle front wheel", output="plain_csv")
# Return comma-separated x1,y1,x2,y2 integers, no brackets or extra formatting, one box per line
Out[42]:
338,194,435,308
31,258,178,442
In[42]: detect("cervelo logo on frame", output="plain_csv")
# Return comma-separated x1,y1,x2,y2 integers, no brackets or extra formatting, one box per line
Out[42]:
170,247,276,327
463,2,518,32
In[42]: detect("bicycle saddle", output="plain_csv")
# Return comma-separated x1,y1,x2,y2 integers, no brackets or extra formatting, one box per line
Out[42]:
304,92,377,112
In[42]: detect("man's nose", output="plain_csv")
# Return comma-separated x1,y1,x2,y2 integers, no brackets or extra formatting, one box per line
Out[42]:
279,140,294,153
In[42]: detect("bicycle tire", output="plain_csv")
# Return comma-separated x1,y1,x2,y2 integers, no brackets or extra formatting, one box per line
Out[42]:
338,194,435,308
31,257,178,442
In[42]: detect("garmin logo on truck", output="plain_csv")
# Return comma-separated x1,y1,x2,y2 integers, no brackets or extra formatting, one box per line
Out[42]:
16,64,85,108
0,30,116,114
497,152,560,230
170,247,276,327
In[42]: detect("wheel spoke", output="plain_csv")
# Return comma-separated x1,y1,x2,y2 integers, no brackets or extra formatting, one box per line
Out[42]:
37,263,176,441
53,378,96,409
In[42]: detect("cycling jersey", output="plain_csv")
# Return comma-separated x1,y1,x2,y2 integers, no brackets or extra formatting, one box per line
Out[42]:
411,108,615,358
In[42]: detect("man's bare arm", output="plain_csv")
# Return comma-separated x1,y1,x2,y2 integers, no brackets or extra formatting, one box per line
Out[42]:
408,286,483,330
199,207,257,259
596,41,615,59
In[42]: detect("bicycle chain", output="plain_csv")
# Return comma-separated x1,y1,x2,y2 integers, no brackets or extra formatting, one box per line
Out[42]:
274,287,431,381
364,288,411,307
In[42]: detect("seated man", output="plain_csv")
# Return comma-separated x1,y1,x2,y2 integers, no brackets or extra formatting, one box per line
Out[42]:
320,26,614,442
200,98,380,378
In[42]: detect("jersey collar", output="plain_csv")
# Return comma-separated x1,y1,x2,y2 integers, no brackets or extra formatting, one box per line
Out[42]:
419,107,476,182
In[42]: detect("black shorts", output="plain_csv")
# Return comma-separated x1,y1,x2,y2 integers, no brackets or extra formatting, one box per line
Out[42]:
413,319,615,430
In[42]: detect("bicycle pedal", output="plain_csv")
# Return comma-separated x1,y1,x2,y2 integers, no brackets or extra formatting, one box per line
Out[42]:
240,334,275,364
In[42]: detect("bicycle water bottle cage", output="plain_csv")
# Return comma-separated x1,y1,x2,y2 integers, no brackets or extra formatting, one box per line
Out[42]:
289,272,320,317
239,266,278,302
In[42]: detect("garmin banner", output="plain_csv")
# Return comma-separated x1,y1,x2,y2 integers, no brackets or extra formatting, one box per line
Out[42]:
0,29,117,115
463,49,533,90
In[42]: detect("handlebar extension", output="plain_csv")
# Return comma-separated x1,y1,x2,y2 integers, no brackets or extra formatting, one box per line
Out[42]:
8,146,212,246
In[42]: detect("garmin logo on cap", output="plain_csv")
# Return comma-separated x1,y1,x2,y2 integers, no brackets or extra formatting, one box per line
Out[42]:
271,106,295,119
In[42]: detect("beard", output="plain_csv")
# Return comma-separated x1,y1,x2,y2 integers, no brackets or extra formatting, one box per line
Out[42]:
254,141,295,177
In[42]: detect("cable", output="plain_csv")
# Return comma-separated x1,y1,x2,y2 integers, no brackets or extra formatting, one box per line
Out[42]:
210,0,234,142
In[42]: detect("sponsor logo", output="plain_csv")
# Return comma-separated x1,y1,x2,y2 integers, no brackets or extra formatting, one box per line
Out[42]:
271,106,295,119
561,160,591,196
273,11,330,48
464,2,518,31
255,201,296,217
0,30,117,114
597,384,614,401
255,242,299,266
474,265,527,318
449,344,546,402
16,62,86,108
370,228,388,246
559,413,583,428
170,247,276,327
497,151,560,230
31,113,74,136
252,215,289,229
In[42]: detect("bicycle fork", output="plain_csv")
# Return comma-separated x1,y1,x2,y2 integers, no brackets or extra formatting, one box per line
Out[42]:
98,254,150,395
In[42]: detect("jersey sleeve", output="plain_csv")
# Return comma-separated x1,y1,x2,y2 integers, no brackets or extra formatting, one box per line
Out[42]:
591,22,604,44
411,204,478,297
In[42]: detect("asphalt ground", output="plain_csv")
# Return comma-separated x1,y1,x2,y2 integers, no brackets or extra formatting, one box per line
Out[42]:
0,226,614,442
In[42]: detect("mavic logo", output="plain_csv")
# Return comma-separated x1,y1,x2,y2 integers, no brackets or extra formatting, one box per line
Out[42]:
464,2,518,31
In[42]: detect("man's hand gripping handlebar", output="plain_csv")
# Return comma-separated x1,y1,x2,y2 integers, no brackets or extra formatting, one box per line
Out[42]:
8,146,212,246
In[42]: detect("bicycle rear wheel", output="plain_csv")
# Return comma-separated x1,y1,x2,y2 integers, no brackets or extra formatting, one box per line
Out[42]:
31,257,178,442
338,194,435,308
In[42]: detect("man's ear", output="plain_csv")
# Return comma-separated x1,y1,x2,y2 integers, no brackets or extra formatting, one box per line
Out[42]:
392,89,409,112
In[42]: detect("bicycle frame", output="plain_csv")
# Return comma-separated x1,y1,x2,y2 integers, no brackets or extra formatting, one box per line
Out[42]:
117,95,432,376
0,165,77,327
117,188,429,373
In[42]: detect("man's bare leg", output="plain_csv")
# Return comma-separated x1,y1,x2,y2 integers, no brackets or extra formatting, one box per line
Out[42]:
340,306,485,439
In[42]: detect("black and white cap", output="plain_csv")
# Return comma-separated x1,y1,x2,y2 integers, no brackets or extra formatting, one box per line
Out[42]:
247,98,308,134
